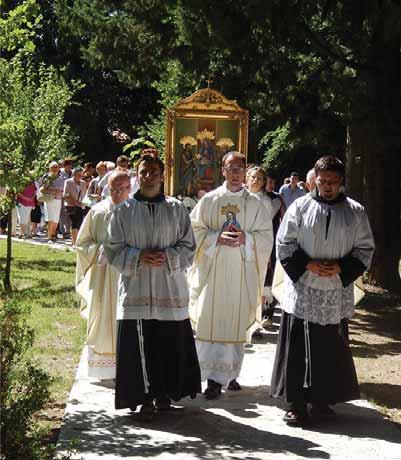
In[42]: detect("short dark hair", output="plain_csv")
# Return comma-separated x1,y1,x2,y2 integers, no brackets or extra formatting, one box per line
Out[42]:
141,148,158,158
314,156,345,177
136,154,165,175
222,151,246,167
290,171,300,177
116,155,129,165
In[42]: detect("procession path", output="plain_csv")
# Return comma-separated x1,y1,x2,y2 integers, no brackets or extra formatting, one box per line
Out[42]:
56,326,401,460
2,235,400,458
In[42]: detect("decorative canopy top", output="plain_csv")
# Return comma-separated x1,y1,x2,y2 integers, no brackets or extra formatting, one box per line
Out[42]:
172,88,244,112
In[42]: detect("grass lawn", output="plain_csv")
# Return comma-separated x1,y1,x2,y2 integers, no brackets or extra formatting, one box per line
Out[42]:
0,239,86,438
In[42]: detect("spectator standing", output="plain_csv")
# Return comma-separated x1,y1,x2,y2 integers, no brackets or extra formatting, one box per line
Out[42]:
59,158,74,238
39,161,64,243
84,161,108,207
306,168,317,192
83,162,96,179
262,172,286,326
63,167,87,245
279,172,306,208
16,181,37,238
98,156,130,198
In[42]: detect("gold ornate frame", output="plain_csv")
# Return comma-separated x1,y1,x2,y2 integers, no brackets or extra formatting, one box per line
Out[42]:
165,88,249,196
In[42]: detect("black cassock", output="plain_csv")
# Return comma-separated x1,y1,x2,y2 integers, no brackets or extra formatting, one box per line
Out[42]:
115,318,201,409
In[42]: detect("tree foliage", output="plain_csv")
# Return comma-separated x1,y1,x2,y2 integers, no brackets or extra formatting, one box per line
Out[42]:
0,0,79,290
0,55,79,192
0,1,399,289
0,297,52,460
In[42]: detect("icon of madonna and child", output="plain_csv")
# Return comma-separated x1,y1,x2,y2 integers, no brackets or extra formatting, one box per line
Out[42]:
178,131,235,197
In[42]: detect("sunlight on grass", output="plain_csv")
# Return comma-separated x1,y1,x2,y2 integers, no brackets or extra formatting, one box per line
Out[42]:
0,240,86,403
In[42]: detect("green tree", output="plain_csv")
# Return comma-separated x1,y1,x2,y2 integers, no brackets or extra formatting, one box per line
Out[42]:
0,298,52,459
164,1,401,290
269,0,401,290
0,1,79,290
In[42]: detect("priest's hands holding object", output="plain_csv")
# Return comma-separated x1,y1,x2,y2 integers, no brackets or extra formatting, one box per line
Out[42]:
218,225,245,247
307,260,341,277
139,249,167,267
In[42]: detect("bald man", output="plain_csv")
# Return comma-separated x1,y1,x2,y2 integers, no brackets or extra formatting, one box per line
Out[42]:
76,172,131,379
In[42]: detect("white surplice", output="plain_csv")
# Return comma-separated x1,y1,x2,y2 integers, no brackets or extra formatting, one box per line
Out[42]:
189,183,273,385
76,198,119,379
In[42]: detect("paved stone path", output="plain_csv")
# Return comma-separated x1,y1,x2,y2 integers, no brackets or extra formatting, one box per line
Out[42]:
0,233,75,252
56,328,401,460
4,236,400,459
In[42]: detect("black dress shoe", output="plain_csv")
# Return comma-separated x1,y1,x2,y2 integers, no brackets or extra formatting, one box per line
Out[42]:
156,397,172,411
138,400,156,422
227,379,242,391
204,379,222,399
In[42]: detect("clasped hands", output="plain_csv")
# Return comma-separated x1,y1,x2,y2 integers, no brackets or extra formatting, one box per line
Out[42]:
217,224,245,248
139,249,166,267
306,260,341,277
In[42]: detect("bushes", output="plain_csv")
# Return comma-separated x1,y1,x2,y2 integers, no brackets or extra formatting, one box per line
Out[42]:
0,297,52,460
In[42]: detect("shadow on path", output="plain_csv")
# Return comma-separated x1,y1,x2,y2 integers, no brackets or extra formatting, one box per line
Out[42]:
58,384,401,459
59,406,329,459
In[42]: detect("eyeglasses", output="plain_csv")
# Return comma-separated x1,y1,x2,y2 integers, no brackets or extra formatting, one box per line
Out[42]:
224,167,245,174
109,185,130,194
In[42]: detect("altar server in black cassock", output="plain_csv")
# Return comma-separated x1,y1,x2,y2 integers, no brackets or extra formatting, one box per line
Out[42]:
270,156,375,425
105,155,201,420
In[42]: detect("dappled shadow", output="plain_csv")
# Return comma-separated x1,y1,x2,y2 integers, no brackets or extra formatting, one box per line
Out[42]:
306,400,401,439
350,292,401,364
13,258,76,271
360,382,401,411
349,338,401,359
56,382,401,459
57,410,153,458
351,291,401,344
57,404,330,459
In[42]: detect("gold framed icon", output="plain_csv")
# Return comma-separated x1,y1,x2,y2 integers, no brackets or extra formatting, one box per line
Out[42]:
165,88,249,196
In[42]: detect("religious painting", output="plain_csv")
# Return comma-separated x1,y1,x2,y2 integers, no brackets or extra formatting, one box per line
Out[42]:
165,88,248,197
221,203,241,231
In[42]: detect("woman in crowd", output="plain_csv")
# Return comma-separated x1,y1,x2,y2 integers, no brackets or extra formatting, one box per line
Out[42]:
84,161,108,207
16,180,37,238
39,161,64,243
63,167,87,245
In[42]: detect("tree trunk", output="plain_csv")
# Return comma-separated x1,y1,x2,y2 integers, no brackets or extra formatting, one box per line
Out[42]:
348,121,401,291
4,209,12,292
345,124,363,203
347,14,401,292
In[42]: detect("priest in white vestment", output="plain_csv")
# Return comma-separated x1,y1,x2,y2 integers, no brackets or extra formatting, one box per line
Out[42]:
189,152,273,399
76,172,131,379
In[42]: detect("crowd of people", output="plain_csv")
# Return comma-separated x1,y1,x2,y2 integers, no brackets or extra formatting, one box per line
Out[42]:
1,151,375,427
0,153,147,245
72,152,374,426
